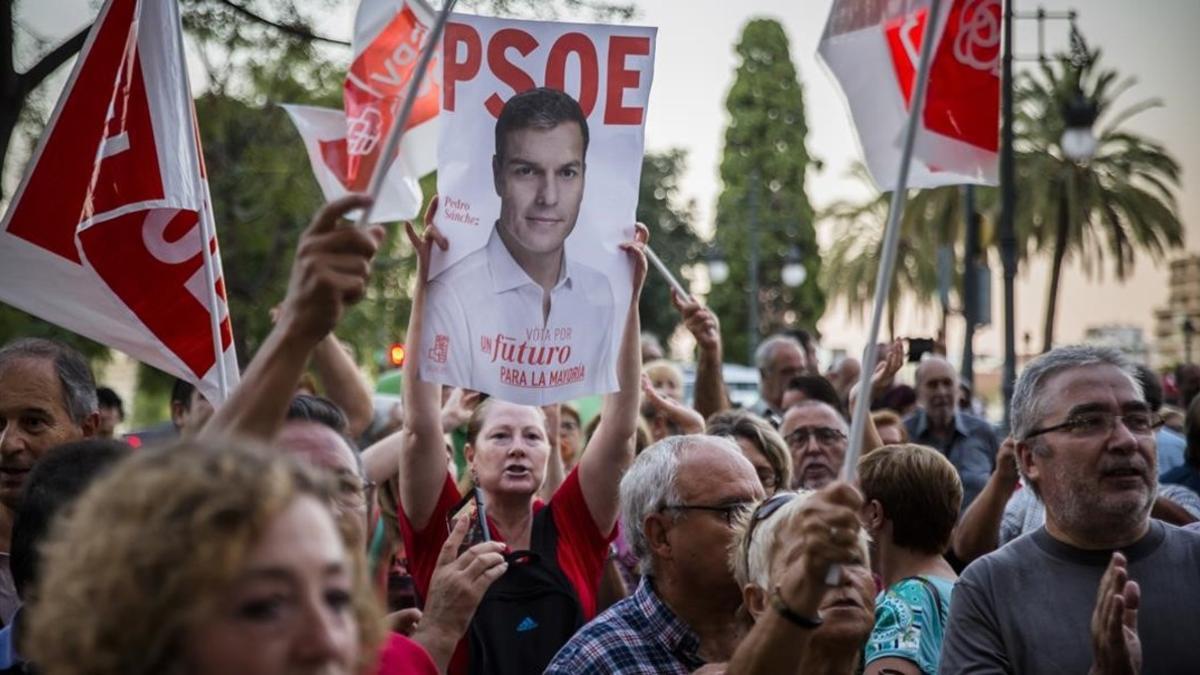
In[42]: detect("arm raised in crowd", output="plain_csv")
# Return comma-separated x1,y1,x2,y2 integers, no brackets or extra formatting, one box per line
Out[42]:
673,290,729,418
396,199,452,530
578,223,649,534
539,403,566,501
848,339,905,455
640,373,705,435
200,194,383,442
952,437,1020,564
310,333,375,439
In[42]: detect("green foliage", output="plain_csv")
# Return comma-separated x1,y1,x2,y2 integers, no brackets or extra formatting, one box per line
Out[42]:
711,18,822,364
636,149,700,343
1013,47,1182,348
820,163,963,339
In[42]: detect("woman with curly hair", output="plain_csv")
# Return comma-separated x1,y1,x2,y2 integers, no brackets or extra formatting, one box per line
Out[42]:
25,440,383,675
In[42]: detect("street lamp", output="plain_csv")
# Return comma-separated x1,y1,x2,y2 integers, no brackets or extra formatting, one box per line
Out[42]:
706,245,730,285
1060,89,1098,161
782,245,807,288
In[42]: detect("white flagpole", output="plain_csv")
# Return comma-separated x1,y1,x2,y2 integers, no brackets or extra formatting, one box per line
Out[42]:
196,182,232,402
645,245,692,303
354,0,458,227
833,0,945,582
172,0,234,404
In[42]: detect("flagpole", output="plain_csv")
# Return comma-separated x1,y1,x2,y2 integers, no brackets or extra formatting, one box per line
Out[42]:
196,183,232,402
354,0,458,227
645,245,692,303
832,0,945,581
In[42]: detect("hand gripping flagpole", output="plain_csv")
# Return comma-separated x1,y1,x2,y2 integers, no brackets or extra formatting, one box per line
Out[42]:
831,0,946,585
354,0,458,228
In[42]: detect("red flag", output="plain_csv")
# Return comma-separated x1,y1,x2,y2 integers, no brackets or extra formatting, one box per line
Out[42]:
819,0,1001,189
284,0,440,222
0,0,238,401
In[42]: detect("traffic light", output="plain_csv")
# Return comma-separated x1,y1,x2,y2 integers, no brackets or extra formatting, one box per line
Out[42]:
388,342,406,368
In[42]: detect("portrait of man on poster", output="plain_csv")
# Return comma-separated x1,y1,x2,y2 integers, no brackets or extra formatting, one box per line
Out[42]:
421,87,618,403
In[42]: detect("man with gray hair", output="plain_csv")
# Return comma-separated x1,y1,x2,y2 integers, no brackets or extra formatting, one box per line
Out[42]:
750,334,808,427
905,355,999,510
546,434,764,673
780,400,850,490
940,345,1200,674
0,337,99,624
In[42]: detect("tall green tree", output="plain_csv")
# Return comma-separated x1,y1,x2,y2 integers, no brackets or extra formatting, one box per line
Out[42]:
1014,47,1182,351
710,18,822,365
636,149,700,343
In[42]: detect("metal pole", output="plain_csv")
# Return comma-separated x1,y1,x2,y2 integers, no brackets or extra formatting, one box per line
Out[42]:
1000,0,1018,432
354,0,457,227
843,0,946,482
961,185,978,387
748,171,760,364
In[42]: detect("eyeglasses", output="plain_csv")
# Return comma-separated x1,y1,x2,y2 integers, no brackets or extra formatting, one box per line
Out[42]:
662,502,752,527
1023,410,1164,441
742,492,797,574
784,426,847,448
334,473,377,510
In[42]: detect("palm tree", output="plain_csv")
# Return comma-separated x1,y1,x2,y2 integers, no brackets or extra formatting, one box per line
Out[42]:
1014,47,1183,351
820,163,963,340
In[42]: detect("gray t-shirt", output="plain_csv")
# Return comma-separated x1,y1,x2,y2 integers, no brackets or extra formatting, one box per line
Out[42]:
939,521,1200,674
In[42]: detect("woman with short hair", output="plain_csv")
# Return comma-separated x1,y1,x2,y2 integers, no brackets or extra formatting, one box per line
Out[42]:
858,443,963,675
27,441,383,675
707,409,793,495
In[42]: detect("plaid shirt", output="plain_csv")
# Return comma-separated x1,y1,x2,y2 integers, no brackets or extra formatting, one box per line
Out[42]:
544,576,706,674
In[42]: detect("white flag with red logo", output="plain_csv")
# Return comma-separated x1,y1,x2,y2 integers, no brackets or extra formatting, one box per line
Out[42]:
819,0,1001,190
283,0,440,222
0,0,239,402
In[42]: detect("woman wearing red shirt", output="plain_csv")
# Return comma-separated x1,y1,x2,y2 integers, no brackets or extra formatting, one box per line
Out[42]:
395,207,646,675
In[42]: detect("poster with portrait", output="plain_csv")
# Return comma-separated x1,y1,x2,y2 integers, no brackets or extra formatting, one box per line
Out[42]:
419,13,657,405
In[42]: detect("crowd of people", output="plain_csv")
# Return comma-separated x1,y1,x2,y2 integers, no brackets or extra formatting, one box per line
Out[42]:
1,118,1199,674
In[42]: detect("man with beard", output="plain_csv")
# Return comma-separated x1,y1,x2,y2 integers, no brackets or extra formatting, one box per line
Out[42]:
781,401,848,490
904,356,998,509
940,345,1200,674
545,435,764,673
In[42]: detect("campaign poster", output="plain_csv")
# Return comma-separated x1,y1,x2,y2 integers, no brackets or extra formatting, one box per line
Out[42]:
420,13,656,405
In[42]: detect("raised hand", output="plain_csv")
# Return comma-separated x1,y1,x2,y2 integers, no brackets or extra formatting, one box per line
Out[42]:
618,222,650,299
278,194,385,348
641,373,705,435
1089,552,1141,675
403,194,450,282
671,289,721,355
774,482,865,615
412,515,509,672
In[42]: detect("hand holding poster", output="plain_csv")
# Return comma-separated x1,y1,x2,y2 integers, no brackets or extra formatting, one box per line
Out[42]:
419,14,656,405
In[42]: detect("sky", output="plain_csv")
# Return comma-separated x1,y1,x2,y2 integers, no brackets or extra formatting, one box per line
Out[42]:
16,0,1200,370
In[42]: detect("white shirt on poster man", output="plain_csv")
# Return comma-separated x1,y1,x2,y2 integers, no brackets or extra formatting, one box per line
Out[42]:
421,225,617,405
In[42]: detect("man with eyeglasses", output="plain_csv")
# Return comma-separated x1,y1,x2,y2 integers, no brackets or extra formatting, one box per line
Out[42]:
940,345,1200,674
546,435,764,673
780,400,849,490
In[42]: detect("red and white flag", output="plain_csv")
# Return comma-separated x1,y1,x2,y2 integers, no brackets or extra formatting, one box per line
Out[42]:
284,0,440,222
0,0,238,402
819,0,1001,190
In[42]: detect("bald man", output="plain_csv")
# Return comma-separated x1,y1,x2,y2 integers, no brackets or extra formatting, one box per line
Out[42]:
904,357,999,510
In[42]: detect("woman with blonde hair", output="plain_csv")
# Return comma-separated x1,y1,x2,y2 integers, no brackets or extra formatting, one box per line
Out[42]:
707,409,793,496
26,440,383,675
393,202,647,674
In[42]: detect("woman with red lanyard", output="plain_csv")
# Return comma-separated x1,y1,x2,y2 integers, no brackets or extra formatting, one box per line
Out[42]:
396,201,646,675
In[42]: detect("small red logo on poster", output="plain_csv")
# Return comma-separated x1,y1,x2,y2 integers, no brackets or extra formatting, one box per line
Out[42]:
430,334,449,363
